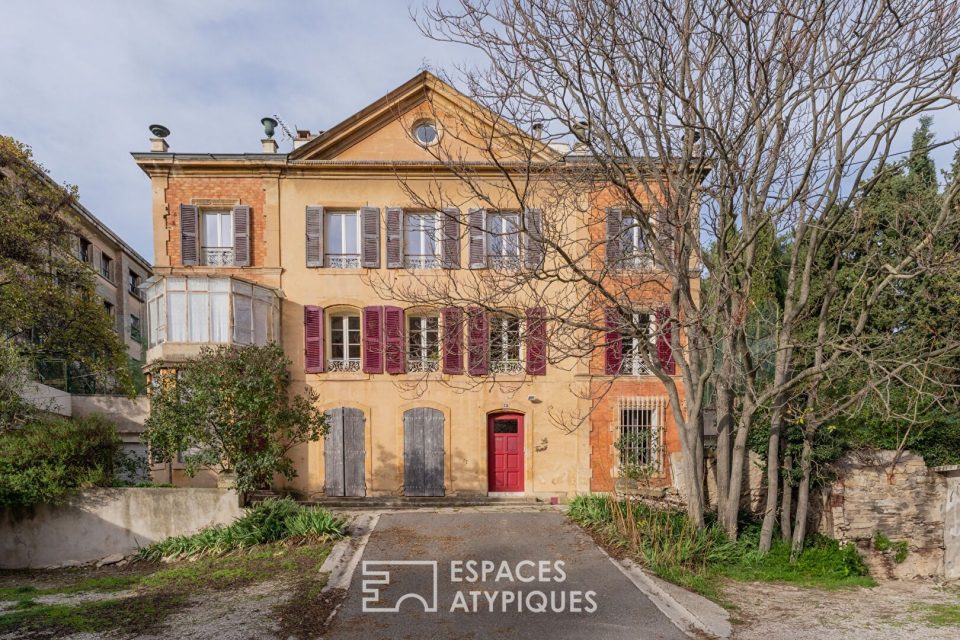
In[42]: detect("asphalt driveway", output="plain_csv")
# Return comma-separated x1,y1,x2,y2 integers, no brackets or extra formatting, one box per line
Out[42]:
326,511,688,640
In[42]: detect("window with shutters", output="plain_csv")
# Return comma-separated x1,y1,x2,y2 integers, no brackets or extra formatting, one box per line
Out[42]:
407,314,440,372
620,312,656,376
486,212,521,269
615,397,664,476
620,212,648,268
99,253,113,281
329,313,361,371
489,314,523,373
200,210,234,266
404,212,440,269
325,210,360,268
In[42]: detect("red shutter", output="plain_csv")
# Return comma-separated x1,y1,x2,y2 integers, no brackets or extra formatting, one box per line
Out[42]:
525,307,547,375
386,208,403,268
384,305,405,374
467,307,489,375
304,306,324,373
180,204,198,266
604,307,623,375
362,306,384,373
232,205,250,266
441,307,463,374
656,306,676,374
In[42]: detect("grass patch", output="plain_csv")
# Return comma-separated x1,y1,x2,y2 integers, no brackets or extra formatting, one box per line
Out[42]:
914,602,960,627
0,575,139,603
137,497,346,561
0,593,187,635
568,494,874,602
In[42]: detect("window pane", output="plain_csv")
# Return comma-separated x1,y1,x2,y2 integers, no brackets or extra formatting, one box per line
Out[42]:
405,216,423,255
253,299,269,345
168,292,187,341
234,295,253,345
210,292,229,342
344,213,359,254
326,214,343,252
189,293,210,342
348,316,360,331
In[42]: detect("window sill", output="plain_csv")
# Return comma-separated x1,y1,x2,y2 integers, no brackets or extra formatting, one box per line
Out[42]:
306,268,368,276
308,371,371,381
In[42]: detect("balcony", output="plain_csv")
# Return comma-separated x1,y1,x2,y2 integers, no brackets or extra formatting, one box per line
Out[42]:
487,255,521,270
325,254,360,269
201,247,235,266
143,275,281,364
404,255,441,269
327,358,361,372
490,359,524,374
407,358,440,373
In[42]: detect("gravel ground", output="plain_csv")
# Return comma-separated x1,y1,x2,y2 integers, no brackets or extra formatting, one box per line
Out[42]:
728,578,960,640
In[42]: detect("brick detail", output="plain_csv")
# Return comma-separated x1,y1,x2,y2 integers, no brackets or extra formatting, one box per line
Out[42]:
164,178,267,267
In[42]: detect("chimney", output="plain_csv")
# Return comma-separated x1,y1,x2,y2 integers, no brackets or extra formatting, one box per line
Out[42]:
261,138,278,153
148,124,170,152
293,129,313,150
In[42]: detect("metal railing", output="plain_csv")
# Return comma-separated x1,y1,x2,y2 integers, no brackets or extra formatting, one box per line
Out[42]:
201,247,235,266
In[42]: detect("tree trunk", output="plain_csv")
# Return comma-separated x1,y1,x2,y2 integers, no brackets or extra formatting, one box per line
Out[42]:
722,411,752,538
791,430,814,562
781,452,793,543
759,402,785,552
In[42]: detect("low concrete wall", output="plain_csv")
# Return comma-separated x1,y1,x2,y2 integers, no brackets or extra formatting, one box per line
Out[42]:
0,488,243,569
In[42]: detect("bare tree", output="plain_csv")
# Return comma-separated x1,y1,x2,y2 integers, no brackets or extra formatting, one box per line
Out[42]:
376,0,960,536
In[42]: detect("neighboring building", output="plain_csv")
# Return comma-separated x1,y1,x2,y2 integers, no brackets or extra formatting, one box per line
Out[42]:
25,168,153,392
133,72,689,498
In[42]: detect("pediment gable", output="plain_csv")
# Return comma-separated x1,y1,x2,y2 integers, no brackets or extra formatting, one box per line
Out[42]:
289,72,558,164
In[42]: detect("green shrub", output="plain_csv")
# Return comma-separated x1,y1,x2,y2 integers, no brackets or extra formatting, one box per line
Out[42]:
137,497,346,561
569,494,873,600
0,415,131,507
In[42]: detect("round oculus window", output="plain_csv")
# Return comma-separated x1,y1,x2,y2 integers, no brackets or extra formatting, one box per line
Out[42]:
413,120,438,146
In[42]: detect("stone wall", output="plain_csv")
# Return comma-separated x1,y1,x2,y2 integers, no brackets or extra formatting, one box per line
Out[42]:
815,450,946,579
0,488,243,569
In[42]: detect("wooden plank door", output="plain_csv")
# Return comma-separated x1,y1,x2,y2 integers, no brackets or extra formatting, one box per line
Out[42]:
404,408,445,496
488,413,524,492
325,407,365,497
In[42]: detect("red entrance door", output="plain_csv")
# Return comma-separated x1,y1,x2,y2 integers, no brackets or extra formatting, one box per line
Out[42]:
488,413,524,492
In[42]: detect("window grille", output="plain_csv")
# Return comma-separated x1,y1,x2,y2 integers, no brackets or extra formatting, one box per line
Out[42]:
616,396,665,473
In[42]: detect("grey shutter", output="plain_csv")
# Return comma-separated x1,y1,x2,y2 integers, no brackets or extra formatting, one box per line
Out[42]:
441,208,461,269
180,204,199,266
524,208,544,270
468,208,486,269
386,208,403,268
360,206,380,268
324,408,345,497
343,407,366,497
232,205,250,266
306,206,324,267
403,409,423,496
403,408,445,497
424,408,445,496
605,207,622,268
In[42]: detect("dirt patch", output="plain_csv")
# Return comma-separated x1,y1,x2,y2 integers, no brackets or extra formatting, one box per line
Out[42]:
274,584,346,640
728,578,960,639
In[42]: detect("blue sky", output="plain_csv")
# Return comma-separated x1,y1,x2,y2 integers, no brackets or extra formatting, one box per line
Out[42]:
1,1,956,263
0,0,473,261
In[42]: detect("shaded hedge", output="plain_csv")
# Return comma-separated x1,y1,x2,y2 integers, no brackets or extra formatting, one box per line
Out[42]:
0,415,129,507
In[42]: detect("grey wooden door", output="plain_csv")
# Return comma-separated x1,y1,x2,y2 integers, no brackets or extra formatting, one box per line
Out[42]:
325,407,366,497
403,408,445,496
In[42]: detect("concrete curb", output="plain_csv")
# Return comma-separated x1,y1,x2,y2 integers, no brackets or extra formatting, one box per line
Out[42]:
320,512,379,592
601,551,731,639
